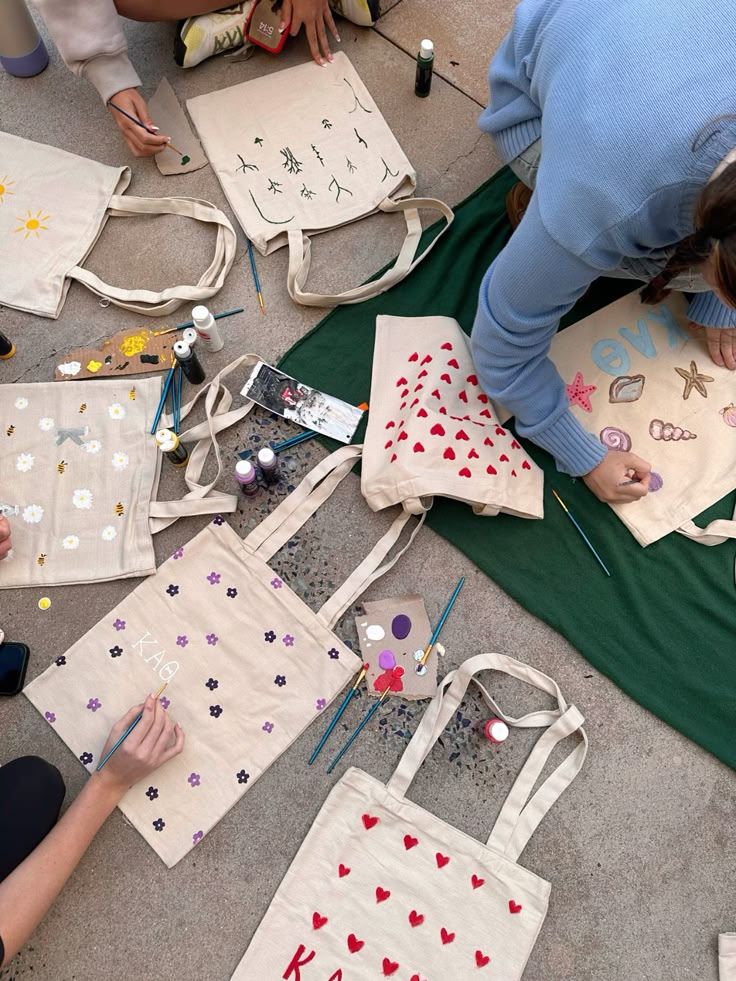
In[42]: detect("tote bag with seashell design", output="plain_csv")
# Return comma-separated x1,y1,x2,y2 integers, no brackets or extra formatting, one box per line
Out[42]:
230,652,587,981
530,290,736,546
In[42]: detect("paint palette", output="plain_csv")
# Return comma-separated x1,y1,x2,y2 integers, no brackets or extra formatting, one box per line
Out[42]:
54,327,174,381
355,594,437,700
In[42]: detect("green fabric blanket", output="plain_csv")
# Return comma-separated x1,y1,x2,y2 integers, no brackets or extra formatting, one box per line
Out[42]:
280,167,736,770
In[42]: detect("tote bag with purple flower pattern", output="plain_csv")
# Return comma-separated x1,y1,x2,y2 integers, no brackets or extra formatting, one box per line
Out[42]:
25,445,422,867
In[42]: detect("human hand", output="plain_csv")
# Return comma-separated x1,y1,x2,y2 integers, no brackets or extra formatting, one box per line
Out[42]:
582,450,652,504
280,0,339,65
95,696,184,798
687,322,736,370
107,88,169,158
0,517,11,560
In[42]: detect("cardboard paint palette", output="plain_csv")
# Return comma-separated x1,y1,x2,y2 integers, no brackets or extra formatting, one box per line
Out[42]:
355,594,437,700
54,327,175,381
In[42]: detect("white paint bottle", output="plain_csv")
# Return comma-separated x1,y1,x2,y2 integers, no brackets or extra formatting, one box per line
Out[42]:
192,305,224,353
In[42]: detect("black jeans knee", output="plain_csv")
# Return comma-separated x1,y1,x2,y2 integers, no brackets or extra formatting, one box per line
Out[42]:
0,756,66,882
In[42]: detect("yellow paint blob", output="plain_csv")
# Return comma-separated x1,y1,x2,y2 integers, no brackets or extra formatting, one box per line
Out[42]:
38,596,51,611
119,331,151,357
86,359,103,373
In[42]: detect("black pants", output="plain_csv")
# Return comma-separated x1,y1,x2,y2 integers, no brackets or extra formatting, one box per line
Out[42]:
0,756,66,882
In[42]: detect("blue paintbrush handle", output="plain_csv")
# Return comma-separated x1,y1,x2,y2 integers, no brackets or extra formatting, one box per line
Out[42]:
326,697,382,774
151,366,175,435
308,687,356,765
428,576,465,648
96,712,144,771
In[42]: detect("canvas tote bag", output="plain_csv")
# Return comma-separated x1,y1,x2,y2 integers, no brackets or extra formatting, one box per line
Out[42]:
231,652,587,981
187,53,454,307
361,315,544,518
25,445,424,867
0,132,236,318
531,290,736,546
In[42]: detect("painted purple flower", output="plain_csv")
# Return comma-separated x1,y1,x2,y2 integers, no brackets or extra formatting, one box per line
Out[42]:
166,584,180,597
264,630,276,643
188,772,201,787
145,786,159,801
262,721,274,734
152,818,165,832
109,645,123,658
172,547,184,560
271,576,283,589
192,830,204,844
176,635,189,648
44,710,56,723
210,704,223,718
113,618,126,631
160,696,170,710
207,571,221,585
79,752,93,765
206,633,218,646
328,647,340,660
236,769,250,784
212,515,225,526
55,655,66,666
283,634,295,647
87,697,102,712
226,586,238,599
274,674,286,687
205,677,219,691
315,698,326,711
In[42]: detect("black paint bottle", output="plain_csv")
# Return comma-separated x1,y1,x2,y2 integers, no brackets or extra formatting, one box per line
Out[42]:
173,339,205,385
415,38,434,98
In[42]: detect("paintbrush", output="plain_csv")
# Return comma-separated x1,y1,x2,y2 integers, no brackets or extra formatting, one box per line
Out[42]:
150,362,176,434
247,239,265,314
308,663,369,765
108,101,188,161
414,576,465,675
326,689,390,774
551,489,611,577
96,683,168,772
153,307,245,337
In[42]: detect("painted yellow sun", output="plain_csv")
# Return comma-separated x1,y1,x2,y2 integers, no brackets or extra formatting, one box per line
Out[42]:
14,209,51,239
0,177,14,204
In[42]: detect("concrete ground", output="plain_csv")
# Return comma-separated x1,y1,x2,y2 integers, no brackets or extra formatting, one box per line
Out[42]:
1,3,734,980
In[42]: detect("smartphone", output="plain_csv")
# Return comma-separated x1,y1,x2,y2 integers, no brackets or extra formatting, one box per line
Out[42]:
246,0,291,54
0,641,30,696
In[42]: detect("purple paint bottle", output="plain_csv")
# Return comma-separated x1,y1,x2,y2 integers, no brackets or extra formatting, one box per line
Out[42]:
256,446,280,485
235,459,259,497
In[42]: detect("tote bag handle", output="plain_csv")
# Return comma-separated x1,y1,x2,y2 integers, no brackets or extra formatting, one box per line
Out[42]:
387,652,587,861
286,196,454,307
67,194,237,317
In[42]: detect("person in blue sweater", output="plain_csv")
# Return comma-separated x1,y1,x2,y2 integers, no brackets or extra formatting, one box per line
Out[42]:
471,0,736,504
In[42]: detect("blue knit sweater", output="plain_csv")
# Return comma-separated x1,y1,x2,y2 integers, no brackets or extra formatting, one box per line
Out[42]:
471,0,736,476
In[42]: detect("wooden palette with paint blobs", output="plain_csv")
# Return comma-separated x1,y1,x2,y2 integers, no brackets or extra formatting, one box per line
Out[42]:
54,327,175,381
355,594,437,700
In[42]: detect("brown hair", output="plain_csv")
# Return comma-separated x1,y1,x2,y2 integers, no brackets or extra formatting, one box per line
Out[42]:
640,160,736,306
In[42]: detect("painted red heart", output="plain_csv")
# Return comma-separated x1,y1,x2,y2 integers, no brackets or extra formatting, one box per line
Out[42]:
483,437,494,447
410,975,426,981
511,439,521,449
376,886,391,903
439,406,448,415
385,421,395,429
347,933,364,953
414,384,424,393
441,342,453,350
458,391,468,403
467,373,478,385
408,909,425,927
511,469,517,476
398,431,408,442
478,393,489,404
398,419,405,428
408,352,419,362
468,448,479,460
480,409,492,418
486,464,497,475
417,408,428,418
436,852,450,868
499,453,509,462
440,373,452,384
458,467,472,478
390,453,397,463
396,377,408,387
382,959,399,977
471,874,485,889
410,398,419,409
404,834,419,850
447,358,460,369
384,440,393,449
495,426,506,436
312,912,328,930
421,354,432,365
339,864,351,877
430,423,445,436
401,388,409,398
400,402,407,410
362,813,379,830
443,447,456,461
509,900,522,914
463,414,471,420
418,369,428,379
413,442,425,453
440,927,455,945
431,389,442,400
475,950,491,967
522,460,531,470
455,429,469,441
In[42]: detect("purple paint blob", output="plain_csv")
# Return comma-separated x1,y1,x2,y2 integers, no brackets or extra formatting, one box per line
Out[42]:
391,614,412,640
649,471,663,492
378,650,396,670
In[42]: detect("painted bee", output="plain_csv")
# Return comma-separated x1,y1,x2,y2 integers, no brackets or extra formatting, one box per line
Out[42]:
114,502,125,517
57,460,67,474
37,553,47,566
5,424,15,436
128,387,136,400
78,403,87,414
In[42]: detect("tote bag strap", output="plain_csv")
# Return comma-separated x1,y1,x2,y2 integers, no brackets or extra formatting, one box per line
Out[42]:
387,652,587,860
149,353,260,531
67,194,237,317
677,506,736,546
286,196,454,307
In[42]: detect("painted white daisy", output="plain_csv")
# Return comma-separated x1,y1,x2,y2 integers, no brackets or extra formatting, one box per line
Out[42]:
108,403,126,420
14,397,28,410
15,453,34,473
38,417,55,431
62,534,80,550
83,439,102,455
72,488,93,510
22,503,44,524
101,525,117,542
111,450,129,472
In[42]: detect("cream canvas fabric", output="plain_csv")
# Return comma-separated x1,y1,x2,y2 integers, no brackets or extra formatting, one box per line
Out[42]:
720,935,736,981
361,315,544,519
231,652,587,981
0,132,236,318
25,445,423,867
187,54,453,306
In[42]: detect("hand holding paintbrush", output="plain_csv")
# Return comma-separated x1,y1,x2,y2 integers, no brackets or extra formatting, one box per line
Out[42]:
96,685,184,776
108,89,187,161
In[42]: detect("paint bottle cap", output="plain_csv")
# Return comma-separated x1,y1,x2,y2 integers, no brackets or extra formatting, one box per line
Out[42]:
483,718,509,744
155,429,178,453
257,447,276,466
235,459,256,480
191,305,211,327
182,327,198,347
173,340,190,358
420,38,434,58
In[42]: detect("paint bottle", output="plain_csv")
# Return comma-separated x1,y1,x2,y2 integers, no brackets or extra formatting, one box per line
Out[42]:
256,446,280,485
482,718,509,744
414,39,434,98
235,459,259,496
155,428,189,467
0,331,16,360
0,0,49,77
173,340,205,385
182,327,198,348
192,305,224,353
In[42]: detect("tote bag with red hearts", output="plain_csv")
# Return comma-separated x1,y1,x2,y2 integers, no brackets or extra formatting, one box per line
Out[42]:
230,652,587,981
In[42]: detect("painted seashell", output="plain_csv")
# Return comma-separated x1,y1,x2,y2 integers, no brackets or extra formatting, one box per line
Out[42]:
720,404,736,427
648,419,697,441
609,374,645,404
599,426,632,452
649,471,664,492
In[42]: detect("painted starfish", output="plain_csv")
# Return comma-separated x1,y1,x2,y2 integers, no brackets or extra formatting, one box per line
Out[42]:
675,360,714,399
566,371,597,412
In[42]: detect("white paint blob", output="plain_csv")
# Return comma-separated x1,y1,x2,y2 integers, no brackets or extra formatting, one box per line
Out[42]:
365,624,385,641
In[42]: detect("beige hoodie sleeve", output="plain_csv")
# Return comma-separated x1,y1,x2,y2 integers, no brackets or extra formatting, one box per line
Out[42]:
31,0,141,104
